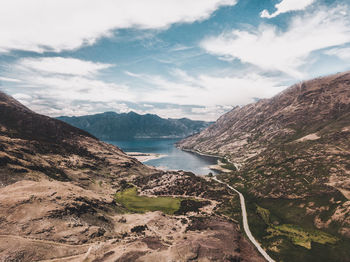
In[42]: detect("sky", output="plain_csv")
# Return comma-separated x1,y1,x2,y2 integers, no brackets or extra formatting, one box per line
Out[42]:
1,0,350,121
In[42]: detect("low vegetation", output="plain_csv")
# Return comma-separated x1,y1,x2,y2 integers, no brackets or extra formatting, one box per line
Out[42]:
115,186,182,215
220,158,237,171
256,204,270,224
214,173,350,262
266,224,338,249
242,195,350,262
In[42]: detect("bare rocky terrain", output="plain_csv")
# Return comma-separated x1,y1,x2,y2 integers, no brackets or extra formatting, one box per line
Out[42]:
179,71,350,261
0,91,263,262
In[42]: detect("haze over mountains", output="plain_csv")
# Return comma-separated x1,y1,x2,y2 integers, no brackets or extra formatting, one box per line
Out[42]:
179,71,350,261
57,111,212,140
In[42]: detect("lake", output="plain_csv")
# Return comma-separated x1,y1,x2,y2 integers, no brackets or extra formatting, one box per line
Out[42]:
106,138,219,176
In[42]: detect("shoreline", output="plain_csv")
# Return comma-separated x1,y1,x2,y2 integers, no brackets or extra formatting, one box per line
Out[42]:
179,147,224,159
209,161,232,173
128,145,236,175
126,152,167,162
179,147,236,173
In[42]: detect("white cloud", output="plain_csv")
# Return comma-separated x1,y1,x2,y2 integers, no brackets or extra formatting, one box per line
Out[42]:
143,104,155,108
17,57,112,76
170,69,197,83
25,75,134,103
190,105,233,120
10,57,132,102
0,76,21,83
9,88,228,121
124,71,286,120
141,107,191,120
170,44,193,52
127,70,286,106
11,94,108,117
13,56,133,102
4,54,286,119
325,46,350,60
201,6,350,77
124,71,142,78
12,93,32,101
5,57,134,110
7,76,135,117
105,102,130,114
0,0,236,53
261,0,315,18
133,105,230,121
3,52,288,120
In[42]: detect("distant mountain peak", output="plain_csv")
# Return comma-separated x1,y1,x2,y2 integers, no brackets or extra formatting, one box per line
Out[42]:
127,111,139,115
57,111,212,140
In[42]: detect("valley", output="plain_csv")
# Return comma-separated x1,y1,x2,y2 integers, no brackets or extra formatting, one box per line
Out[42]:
0,72,349,262
2,1,350,261
0,91,263,261
179,71,350,261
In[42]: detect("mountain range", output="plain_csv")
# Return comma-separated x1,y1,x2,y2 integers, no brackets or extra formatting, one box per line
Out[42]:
57,111,212,140
1,71,349,262
179,71,350,261
0,91,262,261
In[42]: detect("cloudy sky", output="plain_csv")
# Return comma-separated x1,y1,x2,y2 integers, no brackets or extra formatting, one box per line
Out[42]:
1,0,350,120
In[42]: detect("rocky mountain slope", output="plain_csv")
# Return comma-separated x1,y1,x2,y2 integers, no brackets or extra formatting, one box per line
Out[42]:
178,71,350,261
0,91,263,262
57,111,212,140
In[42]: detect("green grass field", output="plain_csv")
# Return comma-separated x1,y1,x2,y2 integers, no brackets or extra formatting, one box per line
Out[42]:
242,195,350,262
254,200,339,249
115,186,181,215
256,204,270,224
266,224,339,249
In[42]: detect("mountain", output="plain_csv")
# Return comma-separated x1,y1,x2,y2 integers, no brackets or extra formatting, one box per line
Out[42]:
0,91,150,185
178,71,350,261
0,91,263,262
57,111,212,140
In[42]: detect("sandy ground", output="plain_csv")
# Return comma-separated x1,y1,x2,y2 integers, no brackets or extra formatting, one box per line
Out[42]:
127,152,167,162
209,160,232,173
296,133,320,142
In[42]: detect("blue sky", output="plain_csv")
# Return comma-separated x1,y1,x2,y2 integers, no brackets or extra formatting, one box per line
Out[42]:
1,0,350,120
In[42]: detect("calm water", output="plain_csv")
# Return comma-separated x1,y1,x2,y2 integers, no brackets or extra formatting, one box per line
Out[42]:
106,138,219,176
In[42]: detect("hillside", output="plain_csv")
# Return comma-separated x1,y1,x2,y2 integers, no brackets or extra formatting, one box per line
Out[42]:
57,111,212,140
178,71,350,261
0,91,263,262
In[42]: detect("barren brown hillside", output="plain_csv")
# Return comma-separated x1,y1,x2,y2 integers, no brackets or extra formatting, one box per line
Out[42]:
0,91,263,262
179,71,350,262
